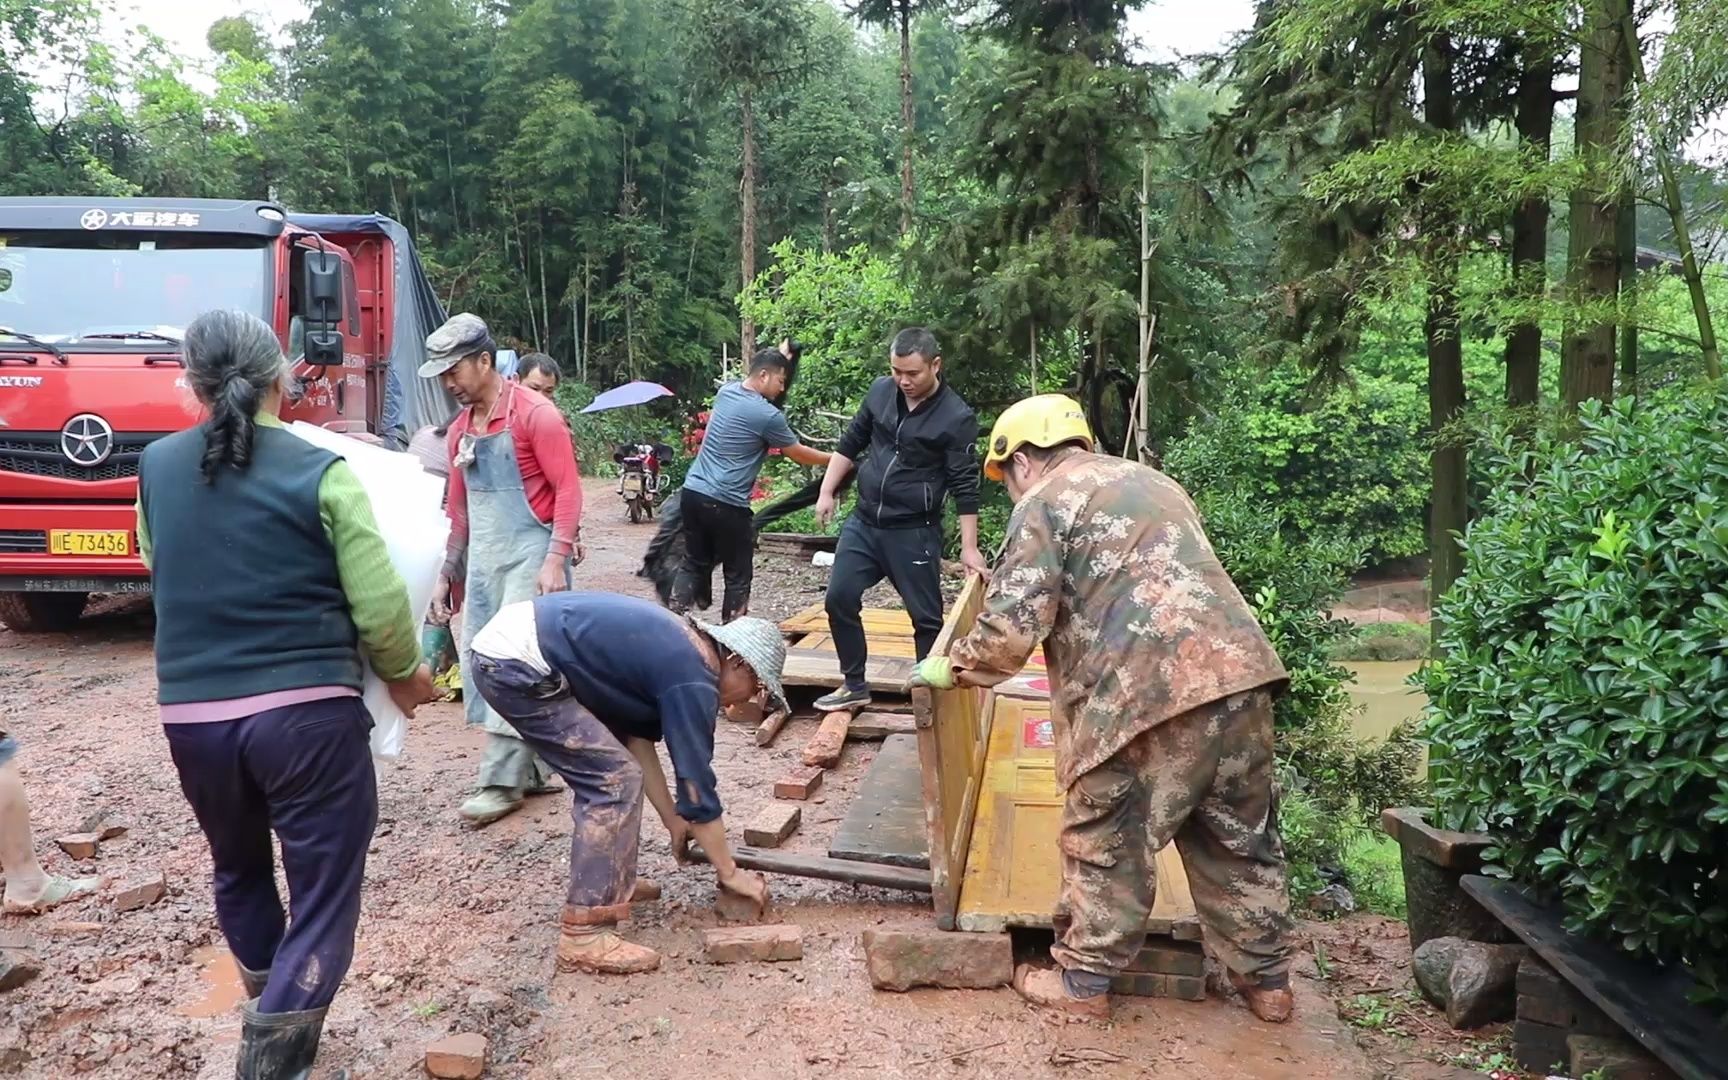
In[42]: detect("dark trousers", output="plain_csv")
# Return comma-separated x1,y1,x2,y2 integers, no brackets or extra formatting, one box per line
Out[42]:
825,518,945,687
673,488,755,621
470,656,644,924
163,697,377,1013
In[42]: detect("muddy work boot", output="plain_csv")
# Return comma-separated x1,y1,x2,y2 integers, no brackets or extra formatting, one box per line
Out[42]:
1013,965,1111,1019
813,684,871,713
458,786,524,825
556,928,661,975
237,964,271,1002
234,1000,335,1080
1228,970,1294,1024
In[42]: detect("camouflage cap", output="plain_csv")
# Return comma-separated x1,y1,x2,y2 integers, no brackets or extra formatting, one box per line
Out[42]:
694,616,788,712
418,312,494,378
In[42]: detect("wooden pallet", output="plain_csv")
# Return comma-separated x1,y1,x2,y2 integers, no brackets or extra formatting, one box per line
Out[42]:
779,602,915,638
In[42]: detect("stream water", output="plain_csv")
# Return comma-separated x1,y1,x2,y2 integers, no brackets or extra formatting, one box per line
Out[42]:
1344,660,1426,742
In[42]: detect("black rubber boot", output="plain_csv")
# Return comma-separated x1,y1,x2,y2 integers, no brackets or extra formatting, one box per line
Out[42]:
234,1001,334,1080
237,965,270,1002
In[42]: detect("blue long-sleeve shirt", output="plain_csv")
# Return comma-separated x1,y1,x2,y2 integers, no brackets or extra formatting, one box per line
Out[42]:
531,592,724,822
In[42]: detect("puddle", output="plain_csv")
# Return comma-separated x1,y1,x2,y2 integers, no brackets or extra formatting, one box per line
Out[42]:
1345,660,1426,742
180,945,245,1018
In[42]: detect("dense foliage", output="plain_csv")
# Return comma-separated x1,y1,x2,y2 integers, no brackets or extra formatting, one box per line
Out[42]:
1425,390,1728,1002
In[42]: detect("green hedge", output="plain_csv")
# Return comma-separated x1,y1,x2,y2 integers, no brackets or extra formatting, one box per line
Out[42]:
1424,389,1728,1006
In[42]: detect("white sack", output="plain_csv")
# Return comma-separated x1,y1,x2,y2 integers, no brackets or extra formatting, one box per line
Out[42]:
287,421,449,760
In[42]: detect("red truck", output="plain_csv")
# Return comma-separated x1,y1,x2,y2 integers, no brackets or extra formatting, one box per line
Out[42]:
0,197,453,632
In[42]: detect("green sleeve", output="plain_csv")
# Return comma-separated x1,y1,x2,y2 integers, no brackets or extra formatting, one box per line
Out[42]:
319,460,423,681
135,496,152,570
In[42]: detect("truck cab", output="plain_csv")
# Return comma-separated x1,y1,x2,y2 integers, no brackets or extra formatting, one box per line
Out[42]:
0,197,441,632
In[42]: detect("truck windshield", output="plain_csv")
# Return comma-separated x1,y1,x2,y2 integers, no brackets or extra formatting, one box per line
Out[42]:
0,231,272,346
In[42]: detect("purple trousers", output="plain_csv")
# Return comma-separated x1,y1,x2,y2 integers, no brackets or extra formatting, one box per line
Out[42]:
163,696,377,1013
470,656,644,924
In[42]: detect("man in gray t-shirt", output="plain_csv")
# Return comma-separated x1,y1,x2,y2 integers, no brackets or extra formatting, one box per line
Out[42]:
674,347,831,621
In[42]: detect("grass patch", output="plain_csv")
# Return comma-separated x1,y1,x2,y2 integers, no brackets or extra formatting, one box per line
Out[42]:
1344,831,1407,919
1331,621,1431,662
1282,782,1407,918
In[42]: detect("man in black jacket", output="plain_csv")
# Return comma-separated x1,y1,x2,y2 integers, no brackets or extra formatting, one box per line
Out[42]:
813,327,988,711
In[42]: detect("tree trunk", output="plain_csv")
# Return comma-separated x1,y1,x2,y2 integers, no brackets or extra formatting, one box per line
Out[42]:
1137,150,1154,465
1029,323,1038,393
739,86,758,356
1618,11,1721,381
1426,33,1468,638
898,2,915,236
1562,0,1629,407
581,253,591,385
1505,48,1553,409
821,185,834,253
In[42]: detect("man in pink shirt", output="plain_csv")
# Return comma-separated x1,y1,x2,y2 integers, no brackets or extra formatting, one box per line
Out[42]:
423,314,585,824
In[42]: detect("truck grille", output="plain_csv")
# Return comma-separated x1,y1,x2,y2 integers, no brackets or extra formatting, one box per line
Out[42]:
0,530,47,554
0,432,167,482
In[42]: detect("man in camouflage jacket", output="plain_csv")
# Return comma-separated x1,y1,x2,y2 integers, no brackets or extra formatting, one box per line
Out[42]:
913,394,1296,1022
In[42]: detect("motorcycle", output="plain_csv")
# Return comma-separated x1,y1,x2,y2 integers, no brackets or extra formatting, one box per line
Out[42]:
613,442,673,524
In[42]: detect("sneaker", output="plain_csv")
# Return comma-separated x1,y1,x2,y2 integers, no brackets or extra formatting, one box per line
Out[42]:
556,930,661,975
1013,965,1111,1018
813,685,871,712
458,787,524,825
1228,971,1295,1023
2,874,100,915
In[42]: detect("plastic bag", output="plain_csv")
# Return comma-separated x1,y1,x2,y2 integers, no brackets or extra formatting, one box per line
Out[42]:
287,422,449,759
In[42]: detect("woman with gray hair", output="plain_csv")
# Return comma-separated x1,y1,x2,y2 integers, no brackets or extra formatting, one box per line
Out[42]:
135,310,434,1079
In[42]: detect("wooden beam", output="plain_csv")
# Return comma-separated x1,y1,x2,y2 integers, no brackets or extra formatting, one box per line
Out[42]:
688,845,932,894
754,708,791,747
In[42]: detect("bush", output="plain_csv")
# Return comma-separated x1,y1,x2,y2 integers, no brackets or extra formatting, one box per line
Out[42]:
1166,365,1429,567
1424,389,1728,1005
1197,489,1426,840
1332,621,1432,662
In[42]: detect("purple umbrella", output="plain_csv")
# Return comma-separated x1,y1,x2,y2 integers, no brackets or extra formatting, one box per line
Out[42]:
580,380,674,414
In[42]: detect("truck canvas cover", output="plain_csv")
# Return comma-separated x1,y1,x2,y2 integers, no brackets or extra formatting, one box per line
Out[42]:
287,212,456,446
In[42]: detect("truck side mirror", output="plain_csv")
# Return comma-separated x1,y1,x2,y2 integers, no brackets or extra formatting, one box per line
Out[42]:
299,250,345,367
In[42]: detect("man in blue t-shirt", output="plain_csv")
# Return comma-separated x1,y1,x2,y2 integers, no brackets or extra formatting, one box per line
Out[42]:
674,346,831,621
469,592,789,976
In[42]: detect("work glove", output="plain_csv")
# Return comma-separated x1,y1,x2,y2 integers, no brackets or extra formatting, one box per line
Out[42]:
906,655,956,692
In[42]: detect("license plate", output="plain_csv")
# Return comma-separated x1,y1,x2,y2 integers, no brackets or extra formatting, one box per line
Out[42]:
621,473,643,495
49,530,131,557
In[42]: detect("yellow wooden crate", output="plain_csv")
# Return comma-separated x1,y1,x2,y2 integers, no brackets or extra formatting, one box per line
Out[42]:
912,577,1197,934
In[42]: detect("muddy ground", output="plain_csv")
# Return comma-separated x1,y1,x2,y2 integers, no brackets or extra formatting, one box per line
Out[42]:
0,478,1487,1079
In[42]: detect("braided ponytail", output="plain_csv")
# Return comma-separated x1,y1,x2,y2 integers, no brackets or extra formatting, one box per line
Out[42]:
182,311,288,484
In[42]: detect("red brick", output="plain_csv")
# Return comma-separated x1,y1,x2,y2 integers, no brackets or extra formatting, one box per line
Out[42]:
1110,972,1205,1000
702,925,803,964
742,803,801,848
1567,1034,1676,1080
772,767,824,801
861,929,1012,992
114,872,166,913
1125,939,1205,977
425,1032,488,1079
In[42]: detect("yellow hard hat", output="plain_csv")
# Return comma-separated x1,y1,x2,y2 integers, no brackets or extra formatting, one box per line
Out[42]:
983,394,1095,481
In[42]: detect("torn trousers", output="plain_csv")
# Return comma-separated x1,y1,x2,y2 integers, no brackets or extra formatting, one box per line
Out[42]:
469,655,642,926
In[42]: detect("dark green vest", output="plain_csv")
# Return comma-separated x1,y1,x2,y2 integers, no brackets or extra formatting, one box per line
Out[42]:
140,423,362,705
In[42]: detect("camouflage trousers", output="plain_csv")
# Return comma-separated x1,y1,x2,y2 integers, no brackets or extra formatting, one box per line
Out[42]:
469,655,643,926
1051,687,1293,982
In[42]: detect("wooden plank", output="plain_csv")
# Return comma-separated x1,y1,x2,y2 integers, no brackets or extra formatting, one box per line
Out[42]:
801,711,852,768
781,648,916,694
688,845,932,894
829,734,930,870
955,695,1195,933
1462,876,1722,1080
743,803,802,848
779,603,916,638
847,712,918,741
754,708,792,747
797,632,920,659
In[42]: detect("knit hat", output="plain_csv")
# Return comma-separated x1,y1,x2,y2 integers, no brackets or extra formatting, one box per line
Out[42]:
694,616,788,712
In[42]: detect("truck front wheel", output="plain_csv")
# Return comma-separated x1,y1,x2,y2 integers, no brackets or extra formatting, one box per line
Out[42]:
0,591,88,633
